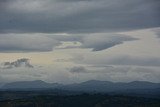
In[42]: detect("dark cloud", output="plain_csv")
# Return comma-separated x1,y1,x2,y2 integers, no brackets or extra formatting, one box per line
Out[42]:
0,33,137,52
1,58,33,69
0,0,159,33
80,34,138,51
69,66,87,73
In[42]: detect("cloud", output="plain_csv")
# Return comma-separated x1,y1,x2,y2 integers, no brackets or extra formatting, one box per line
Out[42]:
68,65,160,82
153,28,160,38
80,34,138,51
0,34,60,52
0,33,137,52
1,58,33,69
73,54,160,67
69,66,129,74
0,0,159,33
54,58,73,62
56,0,94,2
69,66,87,73
105,56,160,67
53,33,138,51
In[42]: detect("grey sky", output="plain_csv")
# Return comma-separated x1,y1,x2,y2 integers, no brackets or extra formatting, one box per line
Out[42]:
0,0,159,33
0,0,160,83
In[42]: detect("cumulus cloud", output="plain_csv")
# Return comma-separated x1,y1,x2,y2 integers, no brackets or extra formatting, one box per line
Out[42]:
1,58,33,69
0,34,60,52
0,0,159,33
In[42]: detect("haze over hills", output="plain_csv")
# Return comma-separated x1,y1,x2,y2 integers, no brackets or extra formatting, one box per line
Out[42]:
1,80,160,93
62,80,160,92
1,80,62,89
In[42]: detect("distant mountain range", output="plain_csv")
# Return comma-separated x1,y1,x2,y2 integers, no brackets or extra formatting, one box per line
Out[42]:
1,80,160,93
1,80,61,89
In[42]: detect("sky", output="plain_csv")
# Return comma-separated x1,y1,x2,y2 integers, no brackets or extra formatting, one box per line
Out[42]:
0,0,160,84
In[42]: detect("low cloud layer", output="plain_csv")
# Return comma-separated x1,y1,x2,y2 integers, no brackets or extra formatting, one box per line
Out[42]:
73,55,160,67
80,34,137,51
1,58,33,69
69,66,87,73
53,33,138,51
67,65,160,82
154,28,160,38
0,34,60,52
106,56,160,66
0,33,137,52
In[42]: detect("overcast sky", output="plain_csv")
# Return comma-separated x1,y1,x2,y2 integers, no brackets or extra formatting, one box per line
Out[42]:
0,0,160,84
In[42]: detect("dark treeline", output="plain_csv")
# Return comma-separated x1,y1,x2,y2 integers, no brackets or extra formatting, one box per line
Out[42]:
0,93,160,107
